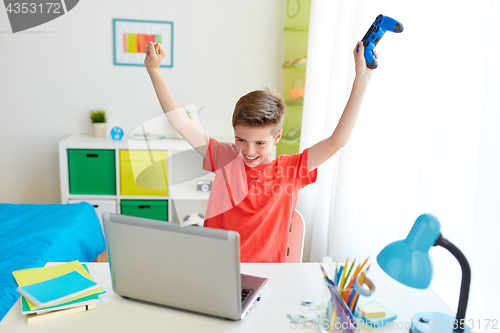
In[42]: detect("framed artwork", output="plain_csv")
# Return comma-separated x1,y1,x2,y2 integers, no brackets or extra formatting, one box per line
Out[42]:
113,19,173,67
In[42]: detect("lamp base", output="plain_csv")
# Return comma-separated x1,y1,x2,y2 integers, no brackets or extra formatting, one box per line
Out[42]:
410,312,473,333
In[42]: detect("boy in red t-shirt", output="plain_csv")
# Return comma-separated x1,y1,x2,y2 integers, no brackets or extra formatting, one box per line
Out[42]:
144,40,376,262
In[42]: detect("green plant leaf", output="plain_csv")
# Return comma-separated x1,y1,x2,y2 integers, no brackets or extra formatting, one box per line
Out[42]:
90,109,106,123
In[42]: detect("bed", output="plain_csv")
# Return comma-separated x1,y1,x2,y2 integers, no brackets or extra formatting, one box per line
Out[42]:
0,202,106,321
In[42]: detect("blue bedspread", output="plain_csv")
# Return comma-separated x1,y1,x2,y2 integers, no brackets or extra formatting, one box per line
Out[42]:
0,203,106,321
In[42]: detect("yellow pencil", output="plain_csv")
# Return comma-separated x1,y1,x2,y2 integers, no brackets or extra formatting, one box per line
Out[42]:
339,257,348,293
328,306,338,332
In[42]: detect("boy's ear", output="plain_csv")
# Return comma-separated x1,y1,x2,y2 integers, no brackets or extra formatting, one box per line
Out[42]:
274,129,283,144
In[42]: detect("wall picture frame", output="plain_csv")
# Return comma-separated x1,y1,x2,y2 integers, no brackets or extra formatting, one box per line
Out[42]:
113,19,173,68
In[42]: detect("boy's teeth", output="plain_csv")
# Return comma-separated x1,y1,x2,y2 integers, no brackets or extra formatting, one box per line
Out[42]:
246,155,258,160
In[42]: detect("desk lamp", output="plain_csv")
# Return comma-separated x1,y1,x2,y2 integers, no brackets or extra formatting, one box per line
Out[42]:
376,214,472,333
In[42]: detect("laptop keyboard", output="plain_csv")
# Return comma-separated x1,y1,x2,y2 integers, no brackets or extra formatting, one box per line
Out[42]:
241,288,253,304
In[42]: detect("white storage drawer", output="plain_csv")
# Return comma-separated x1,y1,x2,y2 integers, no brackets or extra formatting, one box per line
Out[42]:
68,199,117,234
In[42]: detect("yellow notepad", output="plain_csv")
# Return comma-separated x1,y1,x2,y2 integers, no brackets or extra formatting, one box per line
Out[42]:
12,261,104,310
361,303,386,318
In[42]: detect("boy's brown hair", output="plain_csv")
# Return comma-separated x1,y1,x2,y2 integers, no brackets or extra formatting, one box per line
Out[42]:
232,88,286,136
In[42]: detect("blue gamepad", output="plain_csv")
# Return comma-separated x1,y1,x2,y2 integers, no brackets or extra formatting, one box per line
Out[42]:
358,14,404,69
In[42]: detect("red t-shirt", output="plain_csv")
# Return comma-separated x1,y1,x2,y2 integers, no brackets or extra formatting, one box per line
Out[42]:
203,138,317,263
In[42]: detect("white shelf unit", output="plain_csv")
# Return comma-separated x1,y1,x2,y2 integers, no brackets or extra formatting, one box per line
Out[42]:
58,134,216,223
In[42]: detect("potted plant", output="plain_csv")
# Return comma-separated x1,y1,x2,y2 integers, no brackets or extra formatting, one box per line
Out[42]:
90,109,107,138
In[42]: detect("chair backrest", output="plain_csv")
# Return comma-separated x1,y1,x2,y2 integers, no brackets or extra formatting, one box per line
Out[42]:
285,210,305,263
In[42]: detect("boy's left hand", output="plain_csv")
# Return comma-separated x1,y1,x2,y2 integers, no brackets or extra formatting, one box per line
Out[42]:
353,41,377,79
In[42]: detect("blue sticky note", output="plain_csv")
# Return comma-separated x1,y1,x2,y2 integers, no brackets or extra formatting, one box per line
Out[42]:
16,270,99,308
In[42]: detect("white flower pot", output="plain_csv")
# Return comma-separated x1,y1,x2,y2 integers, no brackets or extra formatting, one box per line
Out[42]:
92,123,107,138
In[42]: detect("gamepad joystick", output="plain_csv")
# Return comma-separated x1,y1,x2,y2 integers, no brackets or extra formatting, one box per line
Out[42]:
357,14,404,69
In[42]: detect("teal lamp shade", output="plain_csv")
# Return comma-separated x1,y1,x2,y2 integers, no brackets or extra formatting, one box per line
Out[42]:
377,214,473,333
377,214,441,289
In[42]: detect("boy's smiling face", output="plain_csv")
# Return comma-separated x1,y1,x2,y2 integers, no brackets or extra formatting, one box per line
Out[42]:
234,125,282,167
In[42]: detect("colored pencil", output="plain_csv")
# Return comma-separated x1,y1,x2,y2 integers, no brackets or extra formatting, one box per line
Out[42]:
345,264,360,294
319,264,334,287
336,265,344,285
359,256,370,270
339,257,348,292
342,258,356,290
346,274,358,309
347,272,358,309
329,306,338,333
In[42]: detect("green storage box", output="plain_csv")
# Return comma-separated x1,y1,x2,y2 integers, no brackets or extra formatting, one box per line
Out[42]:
120,200,168,221
283,30,309,61
68,149,116,195
277,105,302,156
284,0,311,31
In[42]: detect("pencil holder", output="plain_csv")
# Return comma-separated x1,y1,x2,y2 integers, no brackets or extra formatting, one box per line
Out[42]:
319,284,360,333
319,276,376,333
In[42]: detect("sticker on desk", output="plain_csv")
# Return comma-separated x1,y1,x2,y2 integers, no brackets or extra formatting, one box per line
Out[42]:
287,301,322,329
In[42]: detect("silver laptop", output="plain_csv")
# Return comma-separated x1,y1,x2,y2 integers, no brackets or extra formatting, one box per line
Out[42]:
102,212,268,320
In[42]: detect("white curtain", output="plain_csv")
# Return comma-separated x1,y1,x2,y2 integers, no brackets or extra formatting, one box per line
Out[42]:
297,0,500,321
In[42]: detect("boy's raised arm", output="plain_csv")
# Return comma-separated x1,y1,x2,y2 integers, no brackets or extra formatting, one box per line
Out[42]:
145,41,209,157
307,41,376,171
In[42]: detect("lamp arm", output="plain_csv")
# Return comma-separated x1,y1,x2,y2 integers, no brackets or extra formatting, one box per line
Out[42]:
434,233,471,333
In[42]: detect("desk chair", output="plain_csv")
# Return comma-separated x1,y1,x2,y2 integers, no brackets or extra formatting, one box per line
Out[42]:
285,210,305,263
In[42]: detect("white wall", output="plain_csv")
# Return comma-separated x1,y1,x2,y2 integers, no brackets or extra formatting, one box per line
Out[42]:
0,0,285,203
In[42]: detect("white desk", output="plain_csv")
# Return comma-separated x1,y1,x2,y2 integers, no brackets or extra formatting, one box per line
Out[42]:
1,262,452,332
